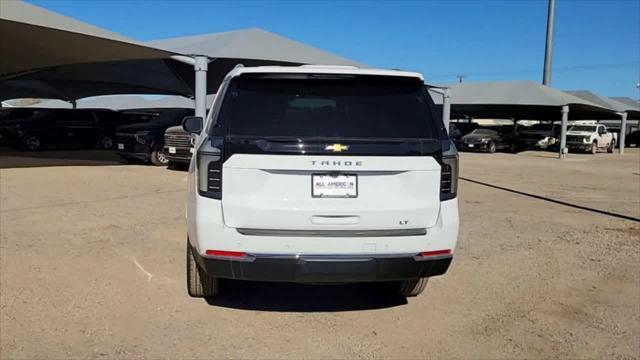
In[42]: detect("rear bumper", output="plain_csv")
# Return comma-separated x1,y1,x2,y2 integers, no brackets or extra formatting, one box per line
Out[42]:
192,248,453,283
457,143,491,151
567,143,591,151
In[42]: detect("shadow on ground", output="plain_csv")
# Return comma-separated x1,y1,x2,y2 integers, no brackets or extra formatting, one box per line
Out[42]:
206,280,408,312
0,148,126,168
461,177,640,222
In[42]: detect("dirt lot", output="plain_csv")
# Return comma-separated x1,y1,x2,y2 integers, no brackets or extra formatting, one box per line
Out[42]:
1,149,639,359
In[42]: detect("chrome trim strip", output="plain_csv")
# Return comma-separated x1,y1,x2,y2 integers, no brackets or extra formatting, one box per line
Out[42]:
200,252,453,262
250,253,419,260
236,228,427,237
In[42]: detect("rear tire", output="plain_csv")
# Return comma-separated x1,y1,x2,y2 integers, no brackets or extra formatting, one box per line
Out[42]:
510,143,518,153
607,140,615,153
590,141,598,154
398,278,428,297
150,149,169,166
96,134,114,149
187,241,219,298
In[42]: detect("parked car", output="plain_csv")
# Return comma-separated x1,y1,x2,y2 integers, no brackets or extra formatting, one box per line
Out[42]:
0,108,123,151
163,125,193,165
183,66,459,298
456,127,513,153
566,124,617,154
115,108,193,166
625,130,640,147
513,123,559,152
450,122,479,136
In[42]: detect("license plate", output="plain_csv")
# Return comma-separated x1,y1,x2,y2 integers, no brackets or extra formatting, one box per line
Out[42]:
117,143,124,150
168,146,177,154
312,174,357,198
468,144,474,148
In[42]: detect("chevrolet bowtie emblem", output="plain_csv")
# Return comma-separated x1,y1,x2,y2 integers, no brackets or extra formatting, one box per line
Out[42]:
325,143,349,152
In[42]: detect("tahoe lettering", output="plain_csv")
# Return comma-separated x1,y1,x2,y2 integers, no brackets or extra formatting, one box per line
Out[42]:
311,160,362,166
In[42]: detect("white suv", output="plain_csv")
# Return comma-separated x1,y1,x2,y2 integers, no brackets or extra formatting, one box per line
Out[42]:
183,65,459,298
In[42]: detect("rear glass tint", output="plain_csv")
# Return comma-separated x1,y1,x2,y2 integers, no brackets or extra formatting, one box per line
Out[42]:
217,75,437,139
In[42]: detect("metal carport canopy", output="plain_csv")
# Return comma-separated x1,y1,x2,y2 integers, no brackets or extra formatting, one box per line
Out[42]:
566,90,640,154
1,1,364,119
147,28,364,68
0,0,193,101
566,91,640,120
147,28,366,95
0,0,174,76
23,94,216,110
429,80,618,159
148,28,366,118
611,97,640,110
432,80,615,120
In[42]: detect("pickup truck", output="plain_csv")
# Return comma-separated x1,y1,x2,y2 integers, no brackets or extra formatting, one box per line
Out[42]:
115,108,192,166
163,125,193,166
566,124,617,154
513,123,559,152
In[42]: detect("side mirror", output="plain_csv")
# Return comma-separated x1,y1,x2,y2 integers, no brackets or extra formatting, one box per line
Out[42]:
182,116,203,134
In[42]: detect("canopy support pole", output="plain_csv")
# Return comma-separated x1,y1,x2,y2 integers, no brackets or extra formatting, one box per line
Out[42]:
619,112,627,154
559,105,569,159
170,54,209,120
194,56,208,120
442,88,451,134
429,87,451,134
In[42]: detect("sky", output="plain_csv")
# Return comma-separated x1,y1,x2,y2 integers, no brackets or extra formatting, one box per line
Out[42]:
30,0,640,98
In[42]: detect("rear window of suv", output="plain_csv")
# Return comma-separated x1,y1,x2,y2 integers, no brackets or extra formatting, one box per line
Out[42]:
216,75,438,139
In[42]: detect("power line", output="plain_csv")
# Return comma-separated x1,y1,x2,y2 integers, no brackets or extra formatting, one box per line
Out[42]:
428,60,640,80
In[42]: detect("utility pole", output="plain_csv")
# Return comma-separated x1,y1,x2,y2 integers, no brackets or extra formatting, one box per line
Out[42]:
456,75,466,83
542,0,555,85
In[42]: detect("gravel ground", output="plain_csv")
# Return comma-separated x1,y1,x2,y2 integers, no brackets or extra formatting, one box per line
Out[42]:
1,148,638,359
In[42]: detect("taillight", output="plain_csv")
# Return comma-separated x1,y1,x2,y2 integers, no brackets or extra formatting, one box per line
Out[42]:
205,249,247,258
197,136,224,199
440,141,458,201
419,249,452,257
